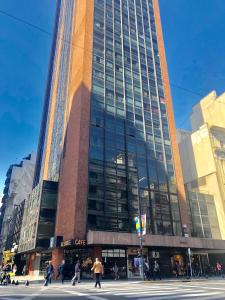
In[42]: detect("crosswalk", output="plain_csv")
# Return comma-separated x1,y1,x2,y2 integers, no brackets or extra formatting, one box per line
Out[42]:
1,280,225,300
59,281,225,300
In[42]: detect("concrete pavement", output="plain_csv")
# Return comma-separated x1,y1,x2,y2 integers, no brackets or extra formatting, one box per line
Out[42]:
1,279,225,299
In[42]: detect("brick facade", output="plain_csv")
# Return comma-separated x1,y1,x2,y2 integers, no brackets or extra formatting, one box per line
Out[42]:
54,0,94,240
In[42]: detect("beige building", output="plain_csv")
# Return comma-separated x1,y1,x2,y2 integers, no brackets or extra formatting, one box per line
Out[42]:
178,91,225,239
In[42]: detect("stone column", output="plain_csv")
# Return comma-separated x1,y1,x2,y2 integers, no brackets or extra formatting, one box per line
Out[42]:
51,248,64,272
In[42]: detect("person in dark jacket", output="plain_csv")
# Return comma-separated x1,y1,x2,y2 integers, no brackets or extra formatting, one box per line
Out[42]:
58,260,66,284
153,260,161,280
44,261,54,286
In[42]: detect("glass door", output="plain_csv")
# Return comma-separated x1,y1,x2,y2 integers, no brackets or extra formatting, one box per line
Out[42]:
127,247,148,278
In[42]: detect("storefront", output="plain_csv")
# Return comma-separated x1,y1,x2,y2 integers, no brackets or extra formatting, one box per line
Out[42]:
64,247,93,279
60,244,189,279
102,248,127,279
39,251,52,276
127,247,148,278
54,235,225,280
101,247,188,279
61,239,93,279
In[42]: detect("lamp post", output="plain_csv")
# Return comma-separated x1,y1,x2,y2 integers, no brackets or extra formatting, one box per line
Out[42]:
187,247,193,278
137,177,146,281
182,223,193,279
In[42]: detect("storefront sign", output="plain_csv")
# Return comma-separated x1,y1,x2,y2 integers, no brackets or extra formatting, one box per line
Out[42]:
74,239,87,246
61,239,87,247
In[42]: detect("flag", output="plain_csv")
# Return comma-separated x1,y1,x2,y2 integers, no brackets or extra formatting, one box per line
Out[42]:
141,214,146,235
135,216,141,235
135,214,147,235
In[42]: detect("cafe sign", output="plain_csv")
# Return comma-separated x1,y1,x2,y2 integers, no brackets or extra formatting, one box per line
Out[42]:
61,239,87,247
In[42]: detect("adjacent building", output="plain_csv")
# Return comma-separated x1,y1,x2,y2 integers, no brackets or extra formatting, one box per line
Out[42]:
186,190,221,240
18,1,225,278
0,153,36,264
178,91,225,239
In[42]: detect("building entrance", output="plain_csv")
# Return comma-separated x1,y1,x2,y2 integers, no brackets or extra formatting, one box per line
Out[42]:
102,249,127,279
64,248,93,279
127,247,148,278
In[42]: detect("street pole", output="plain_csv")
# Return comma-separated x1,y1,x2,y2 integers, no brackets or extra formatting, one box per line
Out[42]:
188,247,193,278
139,232,144,280
137,182,144,281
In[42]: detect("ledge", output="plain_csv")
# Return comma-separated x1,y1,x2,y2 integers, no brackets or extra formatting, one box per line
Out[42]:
87,230,225,250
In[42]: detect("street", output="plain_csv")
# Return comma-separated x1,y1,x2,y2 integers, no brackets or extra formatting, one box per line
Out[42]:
1,280,225,300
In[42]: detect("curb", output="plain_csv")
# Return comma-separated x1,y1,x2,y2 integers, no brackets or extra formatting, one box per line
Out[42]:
143,278,212,284
13,277,222,285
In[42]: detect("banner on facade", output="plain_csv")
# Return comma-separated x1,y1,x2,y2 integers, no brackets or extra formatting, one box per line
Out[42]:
141,214,146,235
135,214,146,235
135,216,141,235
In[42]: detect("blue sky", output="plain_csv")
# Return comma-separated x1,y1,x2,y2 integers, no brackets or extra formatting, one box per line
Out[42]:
0,0,225,194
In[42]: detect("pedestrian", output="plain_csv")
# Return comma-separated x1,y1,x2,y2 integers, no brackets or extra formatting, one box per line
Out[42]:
144,260,150,280
153,260,161,280
186,262,191,278
3,262,11,273
56,263,61,280
71,260,81,285
112,263,119,280
194,262,201,277
13,264,17,275
58,260,66,284
22,264,27,276
204,263,211,278
216,262,223,277
174,261,181,278
44,261,54,286
221,264,225,278
91,258,104,288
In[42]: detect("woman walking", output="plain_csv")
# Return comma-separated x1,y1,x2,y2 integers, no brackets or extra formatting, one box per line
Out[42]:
91,258,104,288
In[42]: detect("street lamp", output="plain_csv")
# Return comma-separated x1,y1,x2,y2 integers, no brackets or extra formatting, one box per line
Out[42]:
137,177,146,281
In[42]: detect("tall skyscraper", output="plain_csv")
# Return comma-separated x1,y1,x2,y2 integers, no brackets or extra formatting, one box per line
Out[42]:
19,0,225,277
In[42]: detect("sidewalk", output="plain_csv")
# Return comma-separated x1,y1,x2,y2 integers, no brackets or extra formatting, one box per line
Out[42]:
14,275,44,284
13,275,223,285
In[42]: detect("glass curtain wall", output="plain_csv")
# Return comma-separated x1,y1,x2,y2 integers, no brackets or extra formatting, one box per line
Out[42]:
88,0,182,236
187,190,221,239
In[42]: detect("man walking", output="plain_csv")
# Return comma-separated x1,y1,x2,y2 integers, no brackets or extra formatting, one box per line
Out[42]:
44,261,54,286
91,258,104,288
153,260,161,280
58,260,66,284
144,259,150,280
71,260,81,286
113,263,119,280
